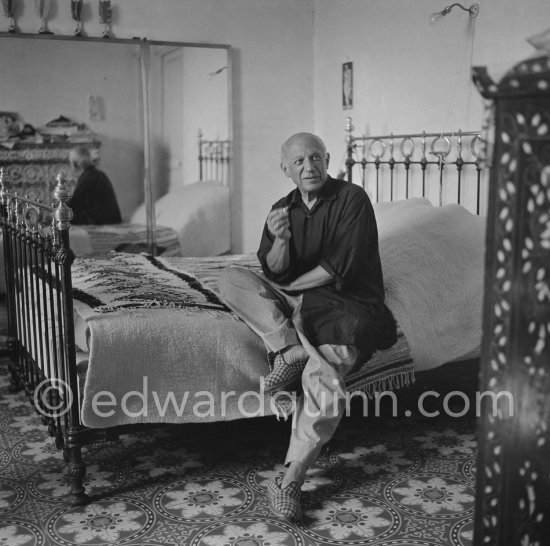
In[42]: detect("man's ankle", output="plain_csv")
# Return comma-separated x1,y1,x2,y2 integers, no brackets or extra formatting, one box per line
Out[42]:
281,461,307,488
281,345,308,365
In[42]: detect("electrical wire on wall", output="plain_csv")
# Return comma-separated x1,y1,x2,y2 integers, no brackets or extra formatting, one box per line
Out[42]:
437,7,479,137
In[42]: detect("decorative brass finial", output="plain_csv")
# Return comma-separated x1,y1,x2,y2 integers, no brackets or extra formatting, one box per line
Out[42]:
345,117,353,144
53,173,73,230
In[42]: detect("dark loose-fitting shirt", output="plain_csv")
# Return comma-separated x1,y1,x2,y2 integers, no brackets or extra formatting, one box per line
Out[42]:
258,176,394,356
68,166,122,225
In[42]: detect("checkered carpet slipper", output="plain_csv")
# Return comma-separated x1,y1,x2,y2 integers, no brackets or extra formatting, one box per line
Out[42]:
267,477,302,521
264,354,307,393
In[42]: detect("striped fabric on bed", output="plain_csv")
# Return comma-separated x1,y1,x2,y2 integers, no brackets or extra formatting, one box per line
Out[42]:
82,223,181,256
344,332,414,396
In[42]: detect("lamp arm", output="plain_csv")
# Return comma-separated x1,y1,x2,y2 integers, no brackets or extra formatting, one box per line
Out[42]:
445,3,479,17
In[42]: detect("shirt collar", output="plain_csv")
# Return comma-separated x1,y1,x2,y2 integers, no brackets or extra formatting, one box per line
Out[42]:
290,175,339,207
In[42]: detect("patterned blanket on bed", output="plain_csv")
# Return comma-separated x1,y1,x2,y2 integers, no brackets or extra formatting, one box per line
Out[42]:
72,253,229,314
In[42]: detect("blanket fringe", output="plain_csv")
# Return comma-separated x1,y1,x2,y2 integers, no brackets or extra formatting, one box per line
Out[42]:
346,370,415,399
269,371,415,421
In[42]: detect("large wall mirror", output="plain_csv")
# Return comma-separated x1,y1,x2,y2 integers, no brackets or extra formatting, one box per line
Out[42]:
0,33,232,253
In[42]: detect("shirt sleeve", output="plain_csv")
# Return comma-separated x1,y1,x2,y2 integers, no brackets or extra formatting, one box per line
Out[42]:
319,191,375,283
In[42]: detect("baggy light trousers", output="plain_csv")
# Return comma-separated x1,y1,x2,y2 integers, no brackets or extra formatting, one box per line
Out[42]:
218,266,359,468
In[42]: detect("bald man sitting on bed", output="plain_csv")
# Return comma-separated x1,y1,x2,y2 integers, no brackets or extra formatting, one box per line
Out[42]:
218,132,397,521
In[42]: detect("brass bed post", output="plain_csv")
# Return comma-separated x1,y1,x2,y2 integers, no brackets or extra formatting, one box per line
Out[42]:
17,194,33,394
198,129,204,181
345,117,355,183
11,196,26,390
27,206,42,397
0,170,18,385
35,220,59,443
389,134,395,202
420,132,428,198
471,134,483,215
431,135,451,207
51,174,88,506
456,130,464,206
44,228,63,447
404,150,411,199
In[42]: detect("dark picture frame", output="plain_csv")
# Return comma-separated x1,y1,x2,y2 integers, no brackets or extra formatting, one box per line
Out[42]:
342,61,353,110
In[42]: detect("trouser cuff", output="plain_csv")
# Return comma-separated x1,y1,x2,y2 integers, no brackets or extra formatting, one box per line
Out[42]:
262,320,300,353
284,440,322,469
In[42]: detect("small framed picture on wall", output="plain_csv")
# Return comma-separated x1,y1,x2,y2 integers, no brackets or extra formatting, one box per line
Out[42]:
342,62,353,110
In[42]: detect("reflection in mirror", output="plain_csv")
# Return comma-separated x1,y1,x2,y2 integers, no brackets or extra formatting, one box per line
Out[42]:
0,34,231,256
149,44,230,197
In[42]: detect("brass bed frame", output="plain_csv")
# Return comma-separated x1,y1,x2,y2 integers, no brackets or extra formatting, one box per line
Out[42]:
344,117,485,214
0,173,89,503
198,129,231,185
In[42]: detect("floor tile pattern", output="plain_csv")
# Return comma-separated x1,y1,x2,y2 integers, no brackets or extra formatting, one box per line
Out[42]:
0,357,477,546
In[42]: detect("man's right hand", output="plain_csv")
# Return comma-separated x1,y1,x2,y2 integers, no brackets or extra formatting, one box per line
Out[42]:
267,206,291,241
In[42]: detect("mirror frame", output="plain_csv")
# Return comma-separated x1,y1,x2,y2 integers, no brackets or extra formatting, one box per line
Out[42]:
0,32,233,255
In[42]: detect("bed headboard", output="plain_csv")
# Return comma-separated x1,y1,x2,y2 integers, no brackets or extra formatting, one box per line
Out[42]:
198,129,231,186
344,117,486,215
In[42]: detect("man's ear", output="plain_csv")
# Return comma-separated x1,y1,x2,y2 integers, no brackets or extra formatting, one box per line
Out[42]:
280,160,291,178
326,152,330,168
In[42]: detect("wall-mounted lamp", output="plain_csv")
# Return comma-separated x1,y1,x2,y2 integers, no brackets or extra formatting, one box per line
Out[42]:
429,3,479,25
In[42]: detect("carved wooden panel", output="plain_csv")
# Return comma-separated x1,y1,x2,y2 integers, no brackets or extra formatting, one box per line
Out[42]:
473,55,550,545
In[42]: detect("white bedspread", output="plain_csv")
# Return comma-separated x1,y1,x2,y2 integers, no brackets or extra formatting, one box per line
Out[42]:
374,198,485,371
79,305,269,427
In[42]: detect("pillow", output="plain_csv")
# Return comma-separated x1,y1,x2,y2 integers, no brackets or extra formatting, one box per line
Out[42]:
130,181,230,257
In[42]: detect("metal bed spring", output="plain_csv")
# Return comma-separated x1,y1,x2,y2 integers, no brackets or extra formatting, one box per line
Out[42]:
0,170,91,504
344,117,485,215
198,129,231,184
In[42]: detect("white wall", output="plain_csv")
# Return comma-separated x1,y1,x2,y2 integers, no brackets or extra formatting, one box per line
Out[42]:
312,0,550,174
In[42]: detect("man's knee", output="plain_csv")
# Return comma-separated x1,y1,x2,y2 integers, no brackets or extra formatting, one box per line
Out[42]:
218,266,259,302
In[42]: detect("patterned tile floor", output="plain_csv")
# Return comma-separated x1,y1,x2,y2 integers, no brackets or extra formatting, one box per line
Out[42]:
0,368,478,545
0,301,479,545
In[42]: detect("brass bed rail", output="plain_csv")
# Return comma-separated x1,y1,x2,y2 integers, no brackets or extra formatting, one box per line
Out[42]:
344,117,485,215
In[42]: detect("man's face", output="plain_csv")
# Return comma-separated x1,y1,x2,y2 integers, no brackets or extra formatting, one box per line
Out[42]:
281,134,330,197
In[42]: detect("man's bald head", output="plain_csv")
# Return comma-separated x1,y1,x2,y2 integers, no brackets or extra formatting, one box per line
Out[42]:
281,132,327,163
